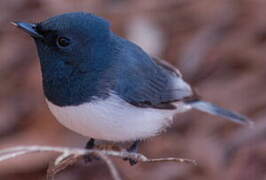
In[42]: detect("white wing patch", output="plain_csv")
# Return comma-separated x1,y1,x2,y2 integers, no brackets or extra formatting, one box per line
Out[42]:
46,94,191,142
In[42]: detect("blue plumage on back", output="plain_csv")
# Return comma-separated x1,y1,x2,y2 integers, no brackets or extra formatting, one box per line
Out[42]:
111,35,192,108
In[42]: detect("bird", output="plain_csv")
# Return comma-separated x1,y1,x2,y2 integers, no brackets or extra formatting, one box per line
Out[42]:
12,12,252,165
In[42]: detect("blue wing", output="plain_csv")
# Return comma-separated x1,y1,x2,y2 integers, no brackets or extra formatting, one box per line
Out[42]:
112,36,193,109
110,35,252,125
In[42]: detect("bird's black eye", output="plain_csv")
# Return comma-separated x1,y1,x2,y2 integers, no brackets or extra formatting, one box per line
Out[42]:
56,37,70,47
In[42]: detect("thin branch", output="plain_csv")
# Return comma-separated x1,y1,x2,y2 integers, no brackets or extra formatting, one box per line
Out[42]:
95,152,122,180
0,150,30,161
0,145,197,180
47,154,82,180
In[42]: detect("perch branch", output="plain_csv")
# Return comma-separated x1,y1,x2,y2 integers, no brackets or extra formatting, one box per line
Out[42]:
0,145,197,180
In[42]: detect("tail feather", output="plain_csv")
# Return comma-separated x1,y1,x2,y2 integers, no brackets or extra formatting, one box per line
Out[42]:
186,101,253,126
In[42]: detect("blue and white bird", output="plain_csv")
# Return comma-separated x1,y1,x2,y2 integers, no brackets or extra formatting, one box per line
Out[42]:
13,12,252,165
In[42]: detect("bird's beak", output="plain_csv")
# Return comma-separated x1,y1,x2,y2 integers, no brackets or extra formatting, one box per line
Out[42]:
11,21,44,39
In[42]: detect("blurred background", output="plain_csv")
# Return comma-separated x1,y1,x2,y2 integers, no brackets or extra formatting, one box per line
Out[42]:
0,0,266,179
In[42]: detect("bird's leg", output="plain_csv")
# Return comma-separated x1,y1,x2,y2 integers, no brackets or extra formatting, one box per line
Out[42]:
124,140,141,166
128,140,140,152
84,138,99,162
85,138,95,149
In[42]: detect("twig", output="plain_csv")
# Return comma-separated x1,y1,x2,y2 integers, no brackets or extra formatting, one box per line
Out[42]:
47,154,81,180
0,145,197,180
95,152,122,180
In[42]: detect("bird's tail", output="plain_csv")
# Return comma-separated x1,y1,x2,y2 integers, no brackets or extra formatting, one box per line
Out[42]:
185,100,253,126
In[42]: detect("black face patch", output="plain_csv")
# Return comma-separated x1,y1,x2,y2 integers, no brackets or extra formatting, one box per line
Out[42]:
35,24,58,47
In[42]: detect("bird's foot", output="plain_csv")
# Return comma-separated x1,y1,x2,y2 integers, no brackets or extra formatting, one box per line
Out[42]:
84,138,100,163
84,139,141,166
123,140,140,166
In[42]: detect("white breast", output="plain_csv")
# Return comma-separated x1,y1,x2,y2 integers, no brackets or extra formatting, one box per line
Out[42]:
46,94,191,142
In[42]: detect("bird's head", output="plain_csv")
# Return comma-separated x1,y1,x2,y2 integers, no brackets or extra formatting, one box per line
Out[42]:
13,12,113,105
13,12,111,77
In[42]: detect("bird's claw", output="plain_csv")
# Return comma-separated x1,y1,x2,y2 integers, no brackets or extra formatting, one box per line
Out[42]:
123,140,140,166
123,157,138,166
84,153,100,163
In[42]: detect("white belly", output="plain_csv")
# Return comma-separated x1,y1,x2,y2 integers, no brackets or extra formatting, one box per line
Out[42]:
46,94,191,142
